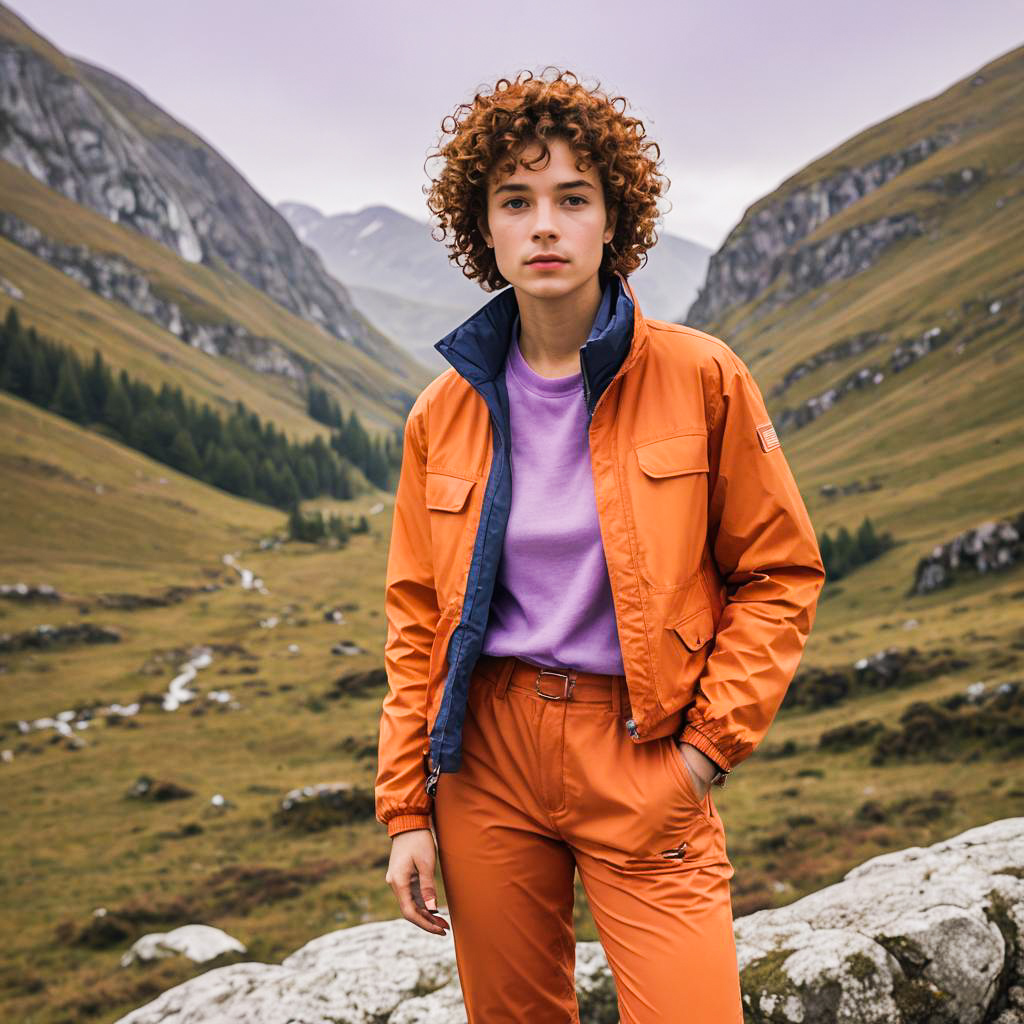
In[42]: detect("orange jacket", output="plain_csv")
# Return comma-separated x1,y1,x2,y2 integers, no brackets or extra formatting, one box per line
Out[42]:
376,271,825,837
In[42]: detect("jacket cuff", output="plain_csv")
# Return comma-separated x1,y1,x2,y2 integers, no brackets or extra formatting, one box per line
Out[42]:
677,723,733,774
386,813,433,838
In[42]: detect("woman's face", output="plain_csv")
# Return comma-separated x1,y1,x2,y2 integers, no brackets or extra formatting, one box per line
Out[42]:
479,135,616,300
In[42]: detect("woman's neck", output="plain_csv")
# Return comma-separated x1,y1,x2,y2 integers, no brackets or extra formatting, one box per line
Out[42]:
514,274,604,378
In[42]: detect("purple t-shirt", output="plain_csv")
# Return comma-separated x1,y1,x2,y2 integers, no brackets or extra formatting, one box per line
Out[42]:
480,320,625,676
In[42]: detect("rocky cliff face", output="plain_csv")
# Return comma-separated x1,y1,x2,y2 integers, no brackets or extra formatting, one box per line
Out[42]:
686,132,960,330
0,18,409,378
0,210,322,383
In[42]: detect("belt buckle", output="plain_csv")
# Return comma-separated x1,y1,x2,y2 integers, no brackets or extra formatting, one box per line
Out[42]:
535,668,575,700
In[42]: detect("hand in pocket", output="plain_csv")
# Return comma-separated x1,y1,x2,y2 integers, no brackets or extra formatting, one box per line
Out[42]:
673,740,712,804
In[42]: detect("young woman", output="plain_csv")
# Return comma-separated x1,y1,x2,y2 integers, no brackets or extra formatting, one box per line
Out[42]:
375,68,825,1022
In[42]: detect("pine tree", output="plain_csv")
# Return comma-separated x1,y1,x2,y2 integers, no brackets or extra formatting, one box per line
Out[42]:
83,350,110,420
102,378,133,438
325,393,343,429
2,305,19,333
278,463,300,508
297,454,319,496
856,516,880,560
219,448,255,497
1,307,21,366
168,429,202,477
50,354,87,422
288,501,304,539
336,459,353,500
364,437,390,488
29,345,52,405
131,407,178,462
0,329,32,397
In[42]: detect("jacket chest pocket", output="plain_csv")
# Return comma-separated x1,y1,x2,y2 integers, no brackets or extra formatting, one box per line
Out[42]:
425,469,479,598
627,431,710,590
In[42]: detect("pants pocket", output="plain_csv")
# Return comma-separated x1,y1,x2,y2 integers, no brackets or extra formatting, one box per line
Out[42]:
664,735,714,824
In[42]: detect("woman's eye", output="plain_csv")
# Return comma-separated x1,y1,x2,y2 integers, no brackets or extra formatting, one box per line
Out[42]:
501,196,587,209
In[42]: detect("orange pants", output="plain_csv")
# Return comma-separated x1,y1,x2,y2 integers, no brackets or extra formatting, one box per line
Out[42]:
431,653,744,1023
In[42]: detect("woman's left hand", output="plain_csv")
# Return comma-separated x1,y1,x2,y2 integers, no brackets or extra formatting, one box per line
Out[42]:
675,740,714,803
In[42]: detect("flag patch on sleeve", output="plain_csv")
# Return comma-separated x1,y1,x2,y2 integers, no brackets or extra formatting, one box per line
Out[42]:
756,421,780,452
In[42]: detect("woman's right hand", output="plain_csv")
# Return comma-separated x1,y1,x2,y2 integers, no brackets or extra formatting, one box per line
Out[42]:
385,828,450,935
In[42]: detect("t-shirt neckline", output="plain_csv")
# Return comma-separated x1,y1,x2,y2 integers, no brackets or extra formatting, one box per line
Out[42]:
506,321,583,399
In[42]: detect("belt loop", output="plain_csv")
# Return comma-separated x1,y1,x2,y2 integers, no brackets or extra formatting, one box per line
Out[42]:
494,656,515,700
612,675,625,716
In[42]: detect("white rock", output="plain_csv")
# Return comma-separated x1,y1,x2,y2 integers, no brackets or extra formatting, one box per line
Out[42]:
735,817,1024,1023
120,924,246,967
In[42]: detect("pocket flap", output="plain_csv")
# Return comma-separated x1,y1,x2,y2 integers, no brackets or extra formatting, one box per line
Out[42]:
425,471,476,512
634,432,709,478
672,606,715,651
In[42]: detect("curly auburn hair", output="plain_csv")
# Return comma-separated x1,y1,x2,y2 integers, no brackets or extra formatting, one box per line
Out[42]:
424,67,669,291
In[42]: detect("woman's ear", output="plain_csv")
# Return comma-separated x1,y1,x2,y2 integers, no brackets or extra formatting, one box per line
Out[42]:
477,213,493,248
604,205,618,245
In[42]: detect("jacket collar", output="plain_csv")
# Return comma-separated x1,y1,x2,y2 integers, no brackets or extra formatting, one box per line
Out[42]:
434,269,648,415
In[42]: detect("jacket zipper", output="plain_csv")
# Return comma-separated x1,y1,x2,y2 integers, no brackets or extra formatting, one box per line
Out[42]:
581,347,592,419
425,413,507,797
425,757,440,796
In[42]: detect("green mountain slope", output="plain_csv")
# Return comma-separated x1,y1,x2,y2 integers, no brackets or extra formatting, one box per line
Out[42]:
683,43,1024,614
0,157,432,437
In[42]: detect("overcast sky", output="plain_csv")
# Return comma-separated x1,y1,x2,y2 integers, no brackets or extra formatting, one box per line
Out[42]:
10,1,1023,250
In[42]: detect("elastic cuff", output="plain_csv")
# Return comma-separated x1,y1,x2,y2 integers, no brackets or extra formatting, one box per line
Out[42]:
387,813,433,838
678,724,732,773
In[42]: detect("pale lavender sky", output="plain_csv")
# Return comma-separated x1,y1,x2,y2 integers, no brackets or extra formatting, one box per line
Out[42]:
10,0,1023,250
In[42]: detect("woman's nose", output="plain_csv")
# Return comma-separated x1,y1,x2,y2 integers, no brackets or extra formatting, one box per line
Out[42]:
530,201,559,238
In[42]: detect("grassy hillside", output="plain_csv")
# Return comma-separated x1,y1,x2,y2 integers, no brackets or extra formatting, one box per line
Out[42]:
0,392,400,1021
